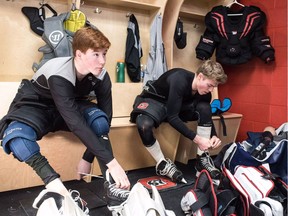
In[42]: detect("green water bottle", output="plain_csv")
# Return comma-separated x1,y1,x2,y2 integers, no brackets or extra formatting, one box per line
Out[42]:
116,60,125,82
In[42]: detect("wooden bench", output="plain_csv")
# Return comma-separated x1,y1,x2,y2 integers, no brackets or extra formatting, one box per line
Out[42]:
0,82,181,191
91,83,242,175
0,82,242,192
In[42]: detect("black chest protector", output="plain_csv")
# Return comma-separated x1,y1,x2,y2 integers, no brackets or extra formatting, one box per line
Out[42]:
196,6,275,65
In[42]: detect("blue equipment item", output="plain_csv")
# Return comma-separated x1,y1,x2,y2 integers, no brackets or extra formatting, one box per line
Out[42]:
210,97,232,115
2,121,40,162
221,97,232,112
84,108,110,136
210,98,232,136
210,99,221,114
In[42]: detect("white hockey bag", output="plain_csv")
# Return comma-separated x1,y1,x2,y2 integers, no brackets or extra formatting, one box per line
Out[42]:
110,182,175,216
32,189,89,216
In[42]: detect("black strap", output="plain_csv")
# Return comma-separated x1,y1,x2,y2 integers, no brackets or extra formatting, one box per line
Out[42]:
190,195,209,213
217,189,238,216
41,3,57,18
258,166,288,198
219,114,227,136
142,81,166,101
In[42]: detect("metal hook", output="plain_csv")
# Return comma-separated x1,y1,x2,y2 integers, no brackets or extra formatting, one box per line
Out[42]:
95,7,102,14
39,0,46,5
193,24,200,29
126,12,132,17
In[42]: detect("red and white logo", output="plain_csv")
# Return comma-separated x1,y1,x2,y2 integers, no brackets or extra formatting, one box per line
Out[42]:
137,102,149,109
138,176,177,190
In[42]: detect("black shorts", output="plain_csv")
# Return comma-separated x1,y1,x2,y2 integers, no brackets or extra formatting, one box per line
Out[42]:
130,95,167,127
130,94,200,128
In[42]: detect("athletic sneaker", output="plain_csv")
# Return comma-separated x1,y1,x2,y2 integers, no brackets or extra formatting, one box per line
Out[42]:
156,158,187,183
195,152,221,181
104,170,130,208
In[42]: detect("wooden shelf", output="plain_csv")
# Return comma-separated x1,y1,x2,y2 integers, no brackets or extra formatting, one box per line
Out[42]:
83,0,162,12
120,0,162,10
179,10,205,20
179,0,232,19
180,0,210,18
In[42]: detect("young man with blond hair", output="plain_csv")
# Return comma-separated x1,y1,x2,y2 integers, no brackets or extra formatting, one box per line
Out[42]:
130,60,227,183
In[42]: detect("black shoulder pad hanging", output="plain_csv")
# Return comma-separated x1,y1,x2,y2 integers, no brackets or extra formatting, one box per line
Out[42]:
22,4,57,36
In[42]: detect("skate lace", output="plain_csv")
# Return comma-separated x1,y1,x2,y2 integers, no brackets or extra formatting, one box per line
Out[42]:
159,159,178,178
70,190,89,215
109,184,130,199
200,152,217,172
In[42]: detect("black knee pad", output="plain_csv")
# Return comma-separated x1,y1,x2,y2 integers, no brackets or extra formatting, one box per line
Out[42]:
196,102,212,125
136,115,156,146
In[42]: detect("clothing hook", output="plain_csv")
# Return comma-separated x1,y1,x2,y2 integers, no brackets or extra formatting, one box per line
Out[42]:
39,0,47,5
94,7,102,14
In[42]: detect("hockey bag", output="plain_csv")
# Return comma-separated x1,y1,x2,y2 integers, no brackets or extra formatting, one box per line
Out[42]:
221,165,285,216
181,169,238,216
109,182,175,216
221,122,288,184
221,138,288,184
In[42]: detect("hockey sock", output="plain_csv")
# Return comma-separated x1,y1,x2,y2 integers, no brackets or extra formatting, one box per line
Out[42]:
146,140,165,163
196,126,211,156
